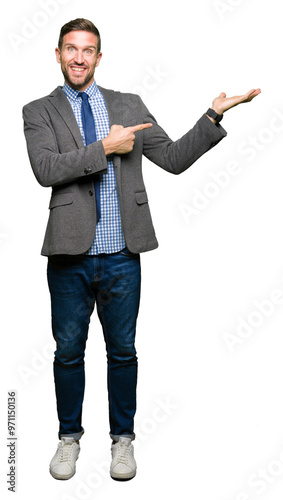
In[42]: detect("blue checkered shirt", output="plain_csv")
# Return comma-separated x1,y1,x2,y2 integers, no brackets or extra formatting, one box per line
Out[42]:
62,81,126,254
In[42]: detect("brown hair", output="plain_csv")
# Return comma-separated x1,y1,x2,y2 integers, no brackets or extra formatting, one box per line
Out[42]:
58,18,101,53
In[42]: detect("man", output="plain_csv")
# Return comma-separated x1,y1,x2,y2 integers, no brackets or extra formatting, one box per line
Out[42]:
22,18,260,482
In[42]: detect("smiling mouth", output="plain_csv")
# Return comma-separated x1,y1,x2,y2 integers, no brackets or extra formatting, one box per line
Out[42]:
70,66,87,73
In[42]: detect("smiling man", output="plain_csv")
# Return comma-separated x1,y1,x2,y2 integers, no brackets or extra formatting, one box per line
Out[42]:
22,18,260,482
56,29,102,90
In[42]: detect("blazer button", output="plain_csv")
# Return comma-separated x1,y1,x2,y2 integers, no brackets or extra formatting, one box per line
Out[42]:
84,167,92,174
89,190,93,196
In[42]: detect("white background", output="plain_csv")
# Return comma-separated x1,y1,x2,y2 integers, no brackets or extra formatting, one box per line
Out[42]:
1,0,283,499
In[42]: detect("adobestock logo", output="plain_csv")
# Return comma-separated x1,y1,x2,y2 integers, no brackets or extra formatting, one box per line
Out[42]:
179,159,242,222
247,446,283,496
179,108,283,224
60,397,179,500
222,279,283,354
213,0,246,20
238,109,283,162
7,0,71,54
224,445,283,500
130,65,169,100
17,340,54,385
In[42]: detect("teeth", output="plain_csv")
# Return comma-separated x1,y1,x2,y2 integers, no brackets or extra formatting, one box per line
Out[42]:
72,67,85,72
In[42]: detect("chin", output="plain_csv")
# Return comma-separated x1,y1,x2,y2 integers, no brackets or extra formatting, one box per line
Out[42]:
66,74,93,91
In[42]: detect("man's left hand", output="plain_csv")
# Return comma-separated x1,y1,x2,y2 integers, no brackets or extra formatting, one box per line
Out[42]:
211,88,261,115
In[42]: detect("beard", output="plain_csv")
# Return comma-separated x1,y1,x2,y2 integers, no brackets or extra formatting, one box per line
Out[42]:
61,64,95,90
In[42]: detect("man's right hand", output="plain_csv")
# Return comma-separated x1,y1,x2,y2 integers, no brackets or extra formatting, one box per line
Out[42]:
102,123,152,156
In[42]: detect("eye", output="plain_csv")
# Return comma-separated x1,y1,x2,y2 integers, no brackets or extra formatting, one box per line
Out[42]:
85,49,93,55
67,46,75,52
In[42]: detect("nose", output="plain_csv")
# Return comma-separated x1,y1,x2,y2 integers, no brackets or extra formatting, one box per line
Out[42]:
74,50,84,65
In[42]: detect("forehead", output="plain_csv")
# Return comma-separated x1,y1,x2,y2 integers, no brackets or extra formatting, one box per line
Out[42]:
62,30,99,49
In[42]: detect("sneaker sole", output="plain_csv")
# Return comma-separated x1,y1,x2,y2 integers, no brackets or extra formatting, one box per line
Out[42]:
110,470,136,481
49,467,76,480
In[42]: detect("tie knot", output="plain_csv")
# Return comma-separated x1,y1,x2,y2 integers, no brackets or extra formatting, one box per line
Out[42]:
78,92,88,101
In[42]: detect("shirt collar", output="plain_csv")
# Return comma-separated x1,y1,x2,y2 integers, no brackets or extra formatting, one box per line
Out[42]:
62,80,98,101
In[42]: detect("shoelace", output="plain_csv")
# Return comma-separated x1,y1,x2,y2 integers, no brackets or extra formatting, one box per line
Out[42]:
117,441,131,464
58,443,74,463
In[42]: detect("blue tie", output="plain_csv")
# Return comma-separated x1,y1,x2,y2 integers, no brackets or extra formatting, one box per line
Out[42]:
78,92,101,221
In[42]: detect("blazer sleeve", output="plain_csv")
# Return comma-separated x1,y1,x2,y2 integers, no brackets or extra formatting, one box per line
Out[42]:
22,100,108,188
140,97,227,174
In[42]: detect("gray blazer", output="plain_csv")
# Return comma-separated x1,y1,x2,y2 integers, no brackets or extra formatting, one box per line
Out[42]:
23,86,227,255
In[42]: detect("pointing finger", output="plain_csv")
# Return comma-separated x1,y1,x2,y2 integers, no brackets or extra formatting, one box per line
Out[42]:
130,123,153,133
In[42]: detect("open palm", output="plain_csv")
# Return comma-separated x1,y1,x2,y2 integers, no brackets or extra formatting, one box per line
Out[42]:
212,88,261,114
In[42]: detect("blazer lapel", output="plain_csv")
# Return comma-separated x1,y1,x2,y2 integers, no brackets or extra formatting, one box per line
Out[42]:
98,86,123,127
98,86,123,171
48,86,124,146
47,86,124,170
48,86,84,148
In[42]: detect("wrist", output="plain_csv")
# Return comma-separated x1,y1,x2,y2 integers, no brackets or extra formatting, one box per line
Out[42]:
102,136,114,156
206,107,223,124
211,106,223,115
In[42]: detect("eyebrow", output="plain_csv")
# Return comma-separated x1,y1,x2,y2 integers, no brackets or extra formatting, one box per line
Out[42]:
64,43,97,50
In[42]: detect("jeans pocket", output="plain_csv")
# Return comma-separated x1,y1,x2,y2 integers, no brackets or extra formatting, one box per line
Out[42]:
120,247,140,258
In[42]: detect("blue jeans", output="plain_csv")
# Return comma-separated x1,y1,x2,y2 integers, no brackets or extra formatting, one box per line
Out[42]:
47,248,141,441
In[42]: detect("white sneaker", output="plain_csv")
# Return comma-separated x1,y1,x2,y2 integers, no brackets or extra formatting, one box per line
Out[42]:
49,436,80,480
110,437,137,480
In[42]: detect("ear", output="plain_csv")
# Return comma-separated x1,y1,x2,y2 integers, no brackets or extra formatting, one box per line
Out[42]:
95,52,103,68
55,47,61,64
